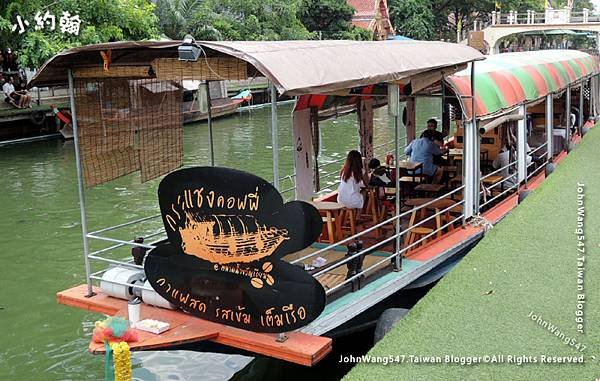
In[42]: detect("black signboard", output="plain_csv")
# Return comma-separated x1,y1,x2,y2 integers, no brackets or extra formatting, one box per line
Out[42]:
145,167,326,333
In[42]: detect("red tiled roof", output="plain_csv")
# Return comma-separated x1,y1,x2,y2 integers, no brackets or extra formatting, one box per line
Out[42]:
352,20,374,29
347,0,378,16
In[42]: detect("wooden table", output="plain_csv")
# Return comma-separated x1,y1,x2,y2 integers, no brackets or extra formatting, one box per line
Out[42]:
310,201,345,243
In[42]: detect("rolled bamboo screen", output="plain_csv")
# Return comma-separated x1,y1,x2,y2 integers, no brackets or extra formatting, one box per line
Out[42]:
74,76,183,187
152,57,247,81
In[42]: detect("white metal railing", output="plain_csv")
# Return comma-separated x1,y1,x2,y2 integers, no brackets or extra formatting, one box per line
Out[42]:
526,142,550,182
291,186,465,295
479,159,519,209
490,8,598,26
81,184,467,298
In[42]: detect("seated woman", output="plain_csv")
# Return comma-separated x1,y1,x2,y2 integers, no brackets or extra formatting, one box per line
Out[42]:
368,158,391,187
337,150,369,209
404,129,445,183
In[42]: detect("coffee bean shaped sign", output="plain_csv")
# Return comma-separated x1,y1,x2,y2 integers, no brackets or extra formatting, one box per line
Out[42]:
145,167,326,332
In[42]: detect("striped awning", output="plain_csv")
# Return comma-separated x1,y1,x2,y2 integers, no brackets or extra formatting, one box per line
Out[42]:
446,50,600,119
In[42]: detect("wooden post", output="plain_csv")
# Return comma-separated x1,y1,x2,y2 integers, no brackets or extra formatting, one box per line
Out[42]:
358,98,374,162
405,97,416,144
292,108,314,201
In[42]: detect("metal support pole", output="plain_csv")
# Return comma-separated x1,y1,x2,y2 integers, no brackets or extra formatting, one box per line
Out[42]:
463,61,478,221
388,84,402,271
68,69,94,297
546,94,554,161
206,81,215,166
588,77,593,120
270,83,280,190
579,81,584,135
517,105,527,186
565,85,571,149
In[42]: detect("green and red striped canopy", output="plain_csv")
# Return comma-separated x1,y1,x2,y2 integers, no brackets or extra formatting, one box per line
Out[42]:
446,50,600,119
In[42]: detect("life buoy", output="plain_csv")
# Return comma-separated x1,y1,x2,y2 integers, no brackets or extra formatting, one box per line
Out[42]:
30,110,46,125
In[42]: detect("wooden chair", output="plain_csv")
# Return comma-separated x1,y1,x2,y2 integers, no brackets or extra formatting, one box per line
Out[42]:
415,183,444,198
361,187,385,236
339,208,358,237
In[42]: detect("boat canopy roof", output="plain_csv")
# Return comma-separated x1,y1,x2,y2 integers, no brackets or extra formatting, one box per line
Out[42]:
29,40,483,96
446,50,600,120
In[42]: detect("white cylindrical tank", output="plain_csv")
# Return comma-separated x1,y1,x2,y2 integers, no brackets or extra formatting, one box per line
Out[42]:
100,267,145,300
141,280,176,310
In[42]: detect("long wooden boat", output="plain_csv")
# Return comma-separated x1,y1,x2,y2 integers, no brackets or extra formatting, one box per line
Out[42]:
29,41,599,368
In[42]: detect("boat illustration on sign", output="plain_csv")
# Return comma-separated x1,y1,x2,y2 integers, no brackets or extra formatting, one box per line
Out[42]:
180,213,289,264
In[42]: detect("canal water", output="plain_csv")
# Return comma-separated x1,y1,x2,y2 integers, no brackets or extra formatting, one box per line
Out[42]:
0,101,438,380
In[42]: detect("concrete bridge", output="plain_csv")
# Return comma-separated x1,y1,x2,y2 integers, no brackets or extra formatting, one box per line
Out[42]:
472,7,600,54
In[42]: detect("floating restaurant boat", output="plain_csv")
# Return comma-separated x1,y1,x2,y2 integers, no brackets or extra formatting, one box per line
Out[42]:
29,40,599,367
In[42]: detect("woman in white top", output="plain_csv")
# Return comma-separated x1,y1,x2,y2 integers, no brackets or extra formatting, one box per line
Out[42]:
337,150,369,209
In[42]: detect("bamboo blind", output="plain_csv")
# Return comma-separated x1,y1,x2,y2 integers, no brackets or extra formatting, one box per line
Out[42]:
74,77,183,187
73,66,152,79
152,57,248,81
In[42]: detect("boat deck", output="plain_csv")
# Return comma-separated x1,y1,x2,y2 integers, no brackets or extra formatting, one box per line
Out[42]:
57,284,332,366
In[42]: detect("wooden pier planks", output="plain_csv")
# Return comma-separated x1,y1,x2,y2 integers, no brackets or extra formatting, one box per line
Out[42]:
57,285,332,366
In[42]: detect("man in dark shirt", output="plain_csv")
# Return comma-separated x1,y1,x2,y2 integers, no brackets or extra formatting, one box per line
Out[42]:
426,118,447,166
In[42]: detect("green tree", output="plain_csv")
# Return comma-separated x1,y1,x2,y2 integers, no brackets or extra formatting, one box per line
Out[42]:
0,0,159,69
388,0,435,40
298,0,355,39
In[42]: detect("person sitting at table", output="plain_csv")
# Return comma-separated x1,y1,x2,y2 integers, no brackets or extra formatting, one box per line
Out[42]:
492,137,532,189
405,129,445,183
426,118,448,165
426,118,445,141
337,150,369,209
368,158,391,187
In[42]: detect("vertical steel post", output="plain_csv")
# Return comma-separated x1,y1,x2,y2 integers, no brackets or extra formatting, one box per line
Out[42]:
546,94,554,161
566,85,571,149
463,61,478,220
579,81,584,135
588,77,593,120
270,83,280,190
517,105,527,186
68,69,94,297
389,84,402,271
206,81,215,166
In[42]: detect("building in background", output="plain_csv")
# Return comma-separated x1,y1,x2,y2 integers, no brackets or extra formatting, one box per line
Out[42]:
347,0,395,40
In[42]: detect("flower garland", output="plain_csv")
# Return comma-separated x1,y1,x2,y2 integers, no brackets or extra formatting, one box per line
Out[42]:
110,341,132,381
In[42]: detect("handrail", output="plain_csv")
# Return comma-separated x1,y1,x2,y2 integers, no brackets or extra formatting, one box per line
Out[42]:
86,233,158,250
291,186,464,265
88,230,166,257
88,213,162,235
481,159,518,180
480,174,519,208
314,203,463,279
324,213,464,295
529,142,547,155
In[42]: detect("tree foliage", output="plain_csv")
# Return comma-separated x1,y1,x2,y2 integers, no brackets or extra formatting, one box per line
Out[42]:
0,0,159,69
388,0,435,40
156,0,313,41
298,0,356,39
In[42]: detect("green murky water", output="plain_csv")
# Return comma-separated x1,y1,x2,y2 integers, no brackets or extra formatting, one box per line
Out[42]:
0,101,438,380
